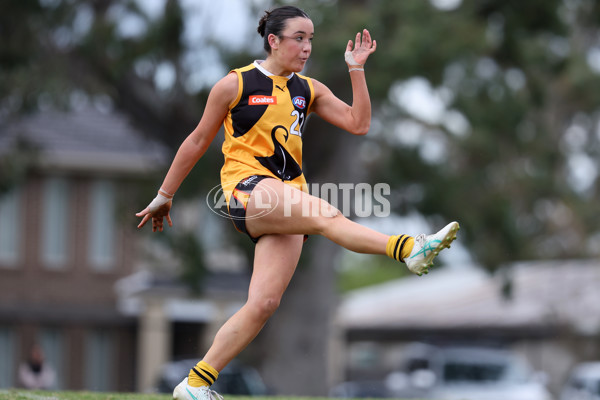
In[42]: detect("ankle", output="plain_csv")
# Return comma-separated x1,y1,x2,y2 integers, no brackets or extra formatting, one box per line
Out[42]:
188,360,219,387
386,235,414,262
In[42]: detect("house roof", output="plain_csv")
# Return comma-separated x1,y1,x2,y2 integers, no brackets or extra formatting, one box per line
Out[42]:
338,260,600,335
0,105,170,175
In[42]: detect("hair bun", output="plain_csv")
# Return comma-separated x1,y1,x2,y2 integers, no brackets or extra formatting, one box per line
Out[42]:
257,10,271,37
256,6,309,53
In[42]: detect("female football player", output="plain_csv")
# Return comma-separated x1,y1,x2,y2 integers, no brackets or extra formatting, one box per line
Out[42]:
136,6,459,400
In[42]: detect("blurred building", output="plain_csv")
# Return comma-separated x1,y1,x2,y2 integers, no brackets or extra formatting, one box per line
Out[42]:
334,261,600,396
0,105,176,391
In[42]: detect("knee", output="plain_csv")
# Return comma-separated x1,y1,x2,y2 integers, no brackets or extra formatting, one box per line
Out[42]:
248,296,281,321
319,201,340,218
312,201,342,234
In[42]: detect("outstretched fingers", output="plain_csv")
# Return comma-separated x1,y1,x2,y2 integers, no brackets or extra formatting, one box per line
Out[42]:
136,207,172,231
347,29,377,65
136,209,151,229
361,29,372,48
361,29,377,54
354,31,361,51
370,39,377,54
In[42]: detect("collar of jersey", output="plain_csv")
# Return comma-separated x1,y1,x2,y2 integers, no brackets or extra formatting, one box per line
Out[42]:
254,60,295,79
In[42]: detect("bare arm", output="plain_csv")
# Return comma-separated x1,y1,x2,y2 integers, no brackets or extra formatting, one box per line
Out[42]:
136,72,238,231
311,29,377,135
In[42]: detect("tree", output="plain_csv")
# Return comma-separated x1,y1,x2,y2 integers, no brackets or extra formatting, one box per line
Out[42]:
309,0,600,271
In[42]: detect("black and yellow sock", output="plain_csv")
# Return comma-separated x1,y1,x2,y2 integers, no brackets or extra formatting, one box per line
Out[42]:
188,360,219,388
386,234,415,263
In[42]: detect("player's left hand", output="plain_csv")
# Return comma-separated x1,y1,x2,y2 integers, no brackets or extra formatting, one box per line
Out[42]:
345,29,377,66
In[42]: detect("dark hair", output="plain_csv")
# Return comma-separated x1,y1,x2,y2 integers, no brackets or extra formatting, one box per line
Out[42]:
257,6,310,53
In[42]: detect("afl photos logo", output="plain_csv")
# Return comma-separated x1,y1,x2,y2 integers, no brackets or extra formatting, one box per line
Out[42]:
292,96,306,109
206,181,279,220
249,95,277,105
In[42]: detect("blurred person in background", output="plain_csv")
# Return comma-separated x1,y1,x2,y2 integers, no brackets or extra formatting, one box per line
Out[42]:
18,344,56,390
137,5,459,400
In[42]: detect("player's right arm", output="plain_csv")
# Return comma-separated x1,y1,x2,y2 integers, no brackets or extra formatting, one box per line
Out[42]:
136,72,238,230
158,73,237,196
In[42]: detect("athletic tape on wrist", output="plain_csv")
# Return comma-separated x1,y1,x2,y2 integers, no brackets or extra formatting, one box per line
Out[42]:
344,51,363,67
148,193,171,213
159,188,174,198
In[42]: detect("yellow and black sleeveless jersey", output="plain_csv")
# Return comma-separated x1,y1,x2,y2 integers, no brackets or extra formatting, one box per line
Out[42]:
220,61,315,200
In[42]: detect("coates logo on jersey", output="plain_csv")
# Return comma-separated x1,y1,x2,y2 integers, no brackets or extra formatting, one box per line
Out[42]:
249,95,277,105
292,96,306,109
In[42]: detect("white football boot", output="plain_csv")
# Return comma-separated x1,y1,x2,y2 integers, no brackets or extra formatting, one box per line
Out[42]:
406,221,460,276
173,378,223,400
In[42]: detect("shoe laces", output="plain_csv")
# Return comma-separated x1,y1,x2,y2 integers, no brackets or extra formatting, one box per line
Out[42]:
414,233,426,247
207,388,224,400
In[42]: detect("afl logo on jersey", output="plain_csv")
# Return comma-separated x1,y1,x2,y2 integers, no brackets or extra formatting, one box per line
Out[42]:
292,96,306,109
249,95,277,105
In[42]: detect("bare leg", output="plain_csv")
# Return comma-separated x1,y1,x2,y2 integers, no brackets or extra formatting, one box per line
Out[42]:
202,179,391,371
202,234,303,371
246,178,389,254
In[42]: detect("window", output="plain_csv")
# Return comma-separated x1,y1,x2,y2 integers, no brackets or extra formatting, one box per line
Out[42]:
40,328,65,390
0,187,21,266
443,361,506,383
84,329,114,391
407,357,430,373
0,327,16,388
88,180,115,271
42,177,70,268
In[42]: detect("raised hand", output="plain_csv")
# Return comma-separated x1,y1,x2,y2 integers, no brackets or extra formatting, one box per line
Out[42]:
345,29,377,67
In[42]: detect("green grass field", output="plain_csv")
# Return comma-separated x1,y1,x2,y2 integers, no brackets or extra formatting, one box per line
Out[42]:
0,390,172,400
0,391,344,400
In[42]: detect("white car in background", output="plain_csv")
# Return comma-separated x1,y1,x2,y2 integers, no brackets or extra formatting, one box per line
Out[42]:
560,362,600,400
385,343,553,400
